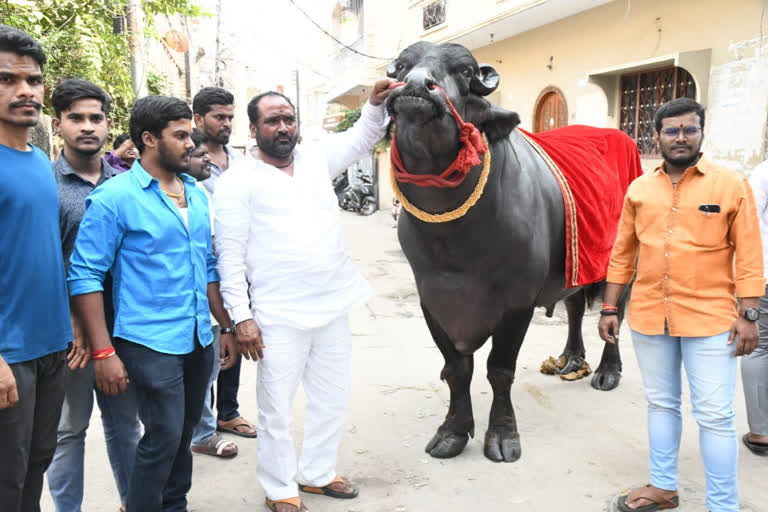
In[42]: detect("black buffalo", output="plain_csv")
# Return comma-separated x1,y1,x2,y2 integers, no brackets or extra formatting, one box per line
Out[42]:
386,41,632,463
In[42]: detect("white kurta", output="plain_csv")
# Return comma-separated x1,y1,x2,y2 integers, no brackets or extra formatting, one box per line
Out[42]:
213,101,387,329
213,101,388,500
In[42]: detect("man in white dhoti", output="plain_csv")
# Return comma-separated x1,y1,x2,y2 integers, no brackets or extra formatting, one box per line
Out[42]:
213,79,393,512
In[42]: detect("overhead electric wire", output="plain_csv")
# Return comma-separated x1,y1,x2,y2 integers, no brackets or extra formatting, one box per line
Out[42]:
285,0,393,61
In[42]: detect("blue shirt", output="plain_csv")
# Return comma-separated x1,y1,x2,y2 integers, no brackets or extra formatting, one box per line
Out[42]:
68,161,218,354
0,144,72,364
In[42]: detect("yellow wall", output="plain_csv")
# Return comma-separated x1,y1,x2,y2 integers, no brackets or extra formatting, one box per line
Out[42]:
469,0,768,170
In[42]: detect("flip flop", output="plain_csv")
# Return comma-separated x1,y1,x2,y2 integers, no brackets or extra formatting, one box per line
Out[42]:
217,416,258,438
298,475,359,499
265,497,307,512
191,433,238,458
742,433,768,456
617,485,679,512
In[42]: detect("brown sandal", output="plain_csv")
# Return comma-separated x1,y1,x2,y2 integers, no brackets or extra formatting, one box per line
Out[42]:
191,433,238,458
217,416,258,438
617,484,679,511
265,497,307,512
298,475,359,499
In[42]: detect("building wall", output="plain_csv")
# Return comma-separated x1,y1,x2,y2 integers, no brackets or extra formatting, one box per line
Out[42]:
467,0,768,171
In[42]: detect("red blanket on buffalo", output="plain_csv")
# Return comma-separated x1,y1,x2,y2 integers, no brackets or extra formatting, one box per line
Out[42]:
518,125,643,288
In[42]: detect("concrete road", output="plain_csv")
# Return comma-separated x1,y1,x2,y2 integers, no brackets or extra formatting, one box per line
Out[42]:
41,210,767,512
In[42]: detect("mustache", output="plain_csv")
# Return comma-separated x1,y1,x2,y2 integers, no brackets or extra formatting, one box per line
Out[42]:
9,99,42,110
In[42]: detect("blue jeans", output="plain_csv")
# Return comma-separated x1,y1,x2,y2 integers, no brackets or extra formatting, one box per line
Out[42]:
191,326,220,446
632,329,738,512
46,360,141,511
116,338,212,512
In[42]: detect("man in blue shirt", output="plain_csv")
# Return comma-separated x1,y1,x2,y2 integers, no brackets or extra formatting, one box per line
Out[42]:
68,95,236,512
0,25,72,512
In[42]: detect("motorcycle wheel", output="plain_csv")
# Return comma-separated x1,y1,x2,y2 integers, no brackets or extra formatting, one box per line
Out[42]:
359,198,376,216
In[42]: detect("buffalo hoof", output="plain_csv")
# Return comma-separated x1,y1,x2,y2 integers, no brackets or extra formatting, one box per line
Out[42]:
591,367,621,391
425,431,470,459
557,354,585,376
484,429,521,463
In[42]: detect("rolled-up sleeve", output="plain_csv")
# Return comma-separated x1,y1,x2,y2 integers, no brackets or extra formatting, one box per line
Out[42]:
324,101,389,178
213,174,252,324
606,190,639,285
67,194,122,296
730,176,766,297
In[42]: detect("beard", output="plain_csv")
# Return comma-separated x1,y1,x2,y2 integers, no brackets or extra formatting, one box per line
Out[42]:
158,139,191,174
660,140,703,168
208,131,230,145
6,99,42,127
256,129,298,159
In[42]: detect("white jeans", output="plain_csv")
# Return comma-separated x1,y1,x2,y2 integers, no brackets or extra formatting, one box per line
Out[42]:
256,314,351,500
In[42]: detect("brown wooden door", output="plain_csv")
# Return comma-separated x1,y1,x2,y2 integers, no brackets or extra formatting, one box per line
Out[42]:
534,91,567,133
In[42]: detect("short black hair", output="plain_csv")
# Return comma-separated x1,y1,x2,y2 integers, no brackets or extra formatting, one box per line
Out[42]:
113,133,130,150
654,97,706,134
247,91,295,125
129,95,192,154
51,78,111,118
192,87,234,116
0,25,46,69
191,128,208,148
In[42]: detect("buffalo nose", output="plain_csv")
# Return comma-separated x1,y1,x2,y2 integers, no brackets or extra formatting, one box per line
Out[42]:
405,69,437,90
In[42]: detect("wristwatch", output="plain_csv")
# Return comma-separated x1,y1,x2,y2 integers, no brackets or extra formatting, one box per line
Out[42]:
220,324,237,335
743,308,760,322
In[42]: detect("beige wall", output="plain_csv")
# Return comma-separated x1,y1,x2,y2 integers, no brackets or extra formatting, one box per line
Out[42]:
468,0,768,171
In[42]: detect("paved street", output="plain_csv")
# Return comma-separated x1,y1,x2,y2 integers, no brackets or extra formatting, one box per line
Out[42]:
42,210,767,512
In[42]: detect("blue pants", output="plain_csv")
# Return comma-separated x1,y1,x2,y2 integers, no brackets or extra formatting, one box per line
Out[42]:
632,329,738,512
216,350,241,422
116,338,212,512
191,326,220,446
46,360,141,511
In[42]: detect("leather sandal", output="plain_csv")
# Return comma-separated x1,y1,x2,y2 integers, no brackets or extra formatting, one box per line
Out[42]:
617,484,679,511
298,475,359,499
216,416,258,438
191,433,238,458
265,497,307,512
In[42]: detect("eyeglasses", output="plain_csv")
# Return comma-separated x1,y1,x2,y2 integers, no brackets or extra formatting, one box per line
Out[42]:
660,126,701,137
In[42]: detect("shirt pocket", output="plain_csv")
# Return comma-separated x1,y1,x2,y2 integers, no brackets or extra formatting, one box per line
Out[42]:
683,205,727,248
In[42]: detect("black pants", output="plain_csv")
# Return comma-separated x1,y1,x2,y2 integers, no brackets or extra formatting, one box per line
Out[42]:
0,350,66,512
215,354,242,422
116,339,212,512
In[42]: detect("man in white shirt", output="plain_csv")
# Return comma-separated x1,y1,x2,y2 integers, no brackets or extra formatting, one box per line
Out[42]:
214,80,393,512
745,159,768,456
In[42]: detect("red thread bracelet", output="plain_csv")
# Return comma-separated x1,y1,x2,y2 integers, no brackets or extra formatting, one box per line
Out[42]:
92,347,116,360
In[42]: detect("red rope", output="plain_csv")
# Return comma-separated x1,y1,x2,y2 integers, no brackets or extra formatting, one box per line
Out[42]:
388,82,487,188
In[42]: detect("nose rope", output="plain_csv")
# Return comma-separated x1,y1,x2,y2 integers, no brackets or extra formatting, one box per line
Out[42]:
388,81,488,188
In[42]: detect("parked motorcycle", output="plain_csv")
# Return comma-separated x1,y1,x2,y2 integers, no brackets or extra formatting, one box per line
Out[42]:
335,171,377,216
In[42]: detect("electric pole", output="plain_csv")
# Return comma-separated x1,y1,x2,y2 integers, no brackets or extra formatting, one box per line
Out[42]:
126,0,146,98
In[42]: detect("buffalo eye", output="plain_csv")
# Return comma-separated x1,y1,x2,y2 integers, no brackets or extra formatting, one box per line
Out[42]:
461,67,472,78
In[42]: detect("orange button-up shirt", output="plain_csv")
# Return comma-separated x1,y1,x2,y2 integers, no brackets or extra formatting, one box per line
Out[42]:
606,156,765,337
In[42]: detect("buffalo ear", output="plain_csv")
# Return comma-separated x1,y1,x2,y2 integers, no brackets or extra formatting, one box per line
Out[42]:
386,61,398,79
464,96,520,144
471,64,499,96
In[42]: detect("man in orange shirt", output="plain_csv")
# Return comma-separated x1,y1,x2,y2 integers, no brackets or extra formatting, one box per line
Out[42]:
598,98,764,512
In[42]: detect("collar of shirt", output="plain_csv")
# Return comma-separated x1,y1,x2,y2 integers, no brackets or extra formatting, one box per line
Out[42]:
129,159,196,189
652,153,709,178
54,154,117,184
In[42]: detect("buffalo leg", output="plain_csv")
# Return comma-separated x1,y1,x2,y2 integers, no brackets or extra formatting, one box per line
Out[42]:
557,291,587,375
421,305,476,459
484,308,533,463
591,284,631,391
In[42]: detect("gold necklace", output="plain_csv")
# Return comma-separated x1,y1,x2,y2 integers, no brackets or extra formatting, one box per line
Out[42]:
161,176,185,199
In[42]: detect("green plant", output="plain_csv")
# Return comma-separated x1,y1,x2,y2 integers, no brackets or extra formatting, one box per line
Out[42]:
3,0,204,135
146,69,169,96
335,107,361,132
